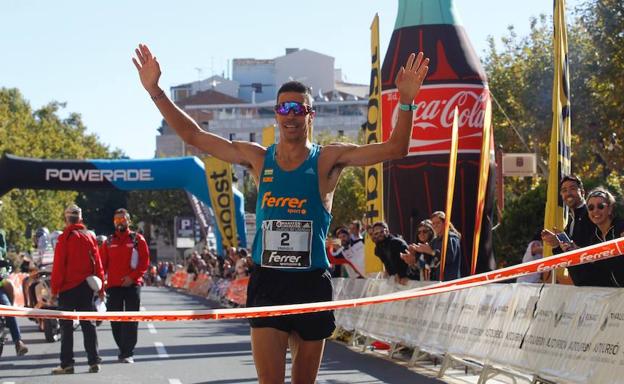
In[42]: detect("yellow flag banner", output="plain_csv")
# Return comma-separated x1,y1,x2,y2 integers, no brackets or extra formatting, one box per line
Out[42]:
543,0,572,265
440,108,459,281
262,124,275,147
363,14,384,274
204,157,239,249
471,99,492,275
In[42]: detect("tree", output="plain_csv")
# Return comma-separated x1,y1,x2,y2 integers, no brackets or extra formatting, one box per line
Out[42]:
576,0,624,179
315,132,366,233
126,189,194,247
0,88,119,251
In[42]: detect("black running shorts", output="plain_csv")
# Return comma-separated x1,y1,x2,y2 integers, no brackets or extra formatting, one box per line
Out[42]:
246,266,335,341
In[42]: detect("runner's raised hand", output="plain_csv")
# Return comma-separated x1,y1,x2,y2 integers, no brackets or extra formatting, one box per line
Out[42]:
395,52,429,104
132,43,162,96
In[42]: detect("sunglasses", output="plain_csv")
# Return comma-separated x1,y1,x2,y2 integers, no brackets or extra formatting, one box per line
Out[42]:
417,229,430,234
114,217,128,224
588,202,607,211
274,101,314,116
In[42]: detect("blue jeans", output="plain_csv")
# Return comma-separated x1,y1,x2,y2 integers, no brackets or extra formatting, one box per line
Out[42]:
0,286,22,342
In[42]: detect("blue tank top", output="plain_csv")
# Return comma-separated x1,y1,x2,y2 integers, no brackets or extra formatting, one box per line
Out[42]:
252,143,332,271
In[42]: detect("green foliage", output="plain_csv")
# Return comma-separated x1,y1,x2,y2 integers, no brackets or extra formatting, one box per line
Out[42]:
315,132,366,232
493,183,546,264
484,2,624,191
575,0,624,179
242,171,258,214
0,88,118,251
126,189,194,245
76,189,129,236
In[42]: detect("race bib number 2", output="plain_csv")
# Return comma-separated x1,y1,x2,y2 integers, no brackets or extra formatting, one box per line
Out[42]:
261,220,312,269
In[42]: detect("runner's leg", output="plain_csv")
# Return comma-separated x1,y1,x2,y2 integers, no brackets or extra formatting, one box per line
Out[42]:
251,327,289,384
288,331,325,384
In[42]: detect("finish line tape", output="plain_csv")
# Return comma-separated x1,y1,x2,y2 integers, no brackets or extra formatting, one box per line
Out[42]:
1,238,622,322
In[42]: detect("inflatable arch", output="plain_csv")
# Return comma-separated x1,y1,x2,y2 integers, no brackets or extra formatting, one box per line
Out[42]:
0,154,247,250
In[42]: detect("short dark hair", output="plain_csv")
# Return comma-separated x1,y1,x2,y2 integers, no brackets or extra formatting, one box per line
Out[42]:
335,227,349,237
560,175,584,191
371,221,388,230
277,81,313,105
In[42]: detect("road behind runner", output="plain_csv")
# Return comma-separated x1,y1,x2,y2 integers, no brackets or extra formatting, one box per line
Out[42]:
0,286,443,383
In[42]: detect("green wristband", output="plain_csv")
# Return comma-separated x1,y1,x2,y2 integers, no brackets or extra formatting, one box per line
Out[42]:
399,103,417,111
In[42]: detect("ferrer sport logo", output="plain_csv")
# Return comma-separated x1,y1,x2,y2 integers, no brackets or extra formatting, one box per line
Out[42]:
261,191,307,215
46,168,154,182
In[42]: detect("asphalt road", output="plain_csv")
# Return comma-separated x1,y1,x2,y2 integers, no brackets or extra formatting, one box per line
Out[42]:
0,286,443,384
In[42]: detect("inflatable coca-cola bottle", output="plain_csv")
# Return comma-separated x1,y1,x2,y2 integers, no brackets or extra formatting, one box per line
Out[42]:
381,0,495,275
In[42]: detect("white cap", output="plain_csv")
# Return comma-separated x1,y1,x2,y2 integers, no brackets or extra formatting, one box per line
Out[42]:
64,204,82,217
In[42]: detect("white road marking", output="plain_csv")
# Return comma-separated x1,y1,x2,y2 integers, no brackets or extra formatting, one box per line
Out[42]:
3,381,16,384
168,379,182,384
147,323,157,334
140,306,146,311
154,341,169,358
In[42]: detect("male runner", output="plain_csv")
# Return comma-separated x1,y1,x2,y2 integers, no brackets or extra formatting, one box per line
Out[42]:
133,43,428,384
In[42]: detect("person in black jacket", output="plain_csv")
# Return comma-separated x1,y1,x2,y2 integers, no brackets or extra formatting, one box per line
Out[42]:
371,221,409,284
560,188,624,287
541,175,597,285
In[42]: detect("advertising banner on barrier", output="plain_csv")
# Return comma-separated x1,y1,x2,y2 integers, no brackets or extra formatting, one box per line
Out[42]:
334,280,624,384
226,277,249,306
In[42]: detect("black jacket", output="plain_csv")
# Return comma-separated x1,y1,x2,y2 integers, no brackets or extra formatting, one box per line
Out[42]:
555,204,598,286
584,218,624,287
374,234,408,278
430,232,463,281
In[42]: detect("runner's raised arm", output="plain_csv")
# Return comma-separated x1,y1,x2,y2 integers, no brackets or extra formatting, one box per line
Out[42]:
132,44,264,174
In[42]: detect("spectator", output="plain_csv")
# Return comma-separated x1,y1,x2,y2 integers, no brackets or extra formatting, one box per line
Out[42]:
516,240,544,283
561,188,624,287
349,220,364,242
418,211,463,281
401,220,435,281
101,208,150,364
235,258,249,279
541,174,597,285
19,254,32,273
371,221,409,284
0,258,29,357
329,227,350,277
157,261,168,284
50,204,103,374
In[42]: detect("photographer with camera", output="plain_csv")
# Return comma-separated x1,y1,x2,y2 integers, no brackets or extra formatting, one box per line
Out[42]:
541,175,598,286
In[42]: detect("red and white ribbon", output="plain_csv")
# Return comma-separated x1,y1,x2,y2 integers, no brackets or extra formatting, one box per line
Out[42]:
1,238,622,322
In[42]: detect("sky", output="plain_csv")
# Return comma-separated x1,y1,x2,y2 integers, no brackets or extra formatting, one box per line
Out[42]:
0,0,581,159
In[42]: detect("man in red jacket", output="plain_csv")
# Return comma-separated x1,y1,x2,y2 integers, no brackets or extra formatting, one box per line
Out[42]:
50,204,104,374
101,208,150,364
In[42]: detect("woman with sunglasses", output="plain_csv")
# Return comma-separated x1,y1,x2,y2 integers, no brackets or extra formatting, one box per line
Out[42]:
426,211,463,281
400,220,435,281
561,188,624,287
